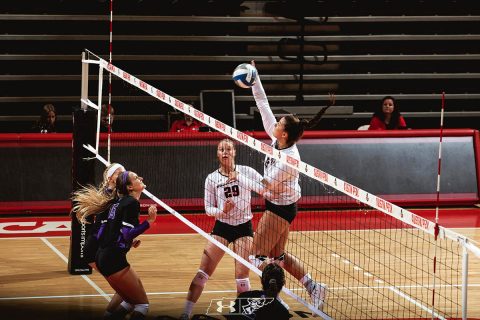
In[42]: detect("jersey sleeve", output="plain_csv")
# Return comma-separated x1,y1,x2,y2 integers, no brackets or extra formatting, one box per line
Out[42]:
252,75,276,141
204,175,222,217
237,167,264,195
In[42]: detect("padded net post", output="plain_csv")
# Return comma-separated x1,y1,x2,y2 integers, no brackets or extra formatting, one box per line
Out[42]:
68,108,97,275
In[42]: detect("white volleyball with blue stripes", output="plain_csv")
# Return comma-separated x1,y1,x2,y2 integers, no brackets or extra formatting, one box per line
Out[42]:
232,63,257,88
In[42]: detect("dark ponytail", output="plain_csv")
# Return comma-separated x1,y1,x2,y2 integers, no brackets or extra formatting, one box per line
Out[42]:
261,263,285,298
283,93,335,145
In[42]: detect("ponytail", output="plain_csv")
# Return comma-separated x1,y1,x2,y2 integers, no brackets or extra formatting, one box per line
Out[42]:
304,92,336,130
284,93,335,145
261,263,285,298
71,185,113,223
265,279,278,298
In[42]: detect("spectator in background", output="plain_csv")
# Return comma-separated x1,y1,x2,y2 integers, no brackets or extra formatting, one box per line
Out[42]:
33,103,57,133
101,104,115,132
169,113,201,132
368,96,407,130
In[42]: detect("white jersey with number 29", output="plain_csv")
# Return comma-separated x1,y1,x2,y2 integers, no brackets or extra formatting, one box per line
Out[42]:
204,165,263,226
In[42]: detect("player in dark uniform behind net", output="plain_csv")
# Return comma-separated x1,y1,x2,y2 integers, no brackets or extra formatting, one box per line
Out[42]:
225,263,290,320
75,170,157,320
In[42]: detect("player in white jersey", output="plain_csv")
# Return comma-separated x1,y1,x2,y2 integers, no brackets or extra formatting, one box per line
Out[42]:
180,139,264,320
247,61,334,313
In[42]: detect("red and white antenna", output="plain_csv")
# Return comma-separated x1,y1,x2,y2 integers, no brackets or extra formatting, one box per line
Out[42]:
107,0,114,163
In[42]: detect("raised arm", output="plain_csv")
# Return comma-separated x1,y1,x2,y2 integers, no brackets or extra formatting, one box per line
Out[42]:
251,62,276,141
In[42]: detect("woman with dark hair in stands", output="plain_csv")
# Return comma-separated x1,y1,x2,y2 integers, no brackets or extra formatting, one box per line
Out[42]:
248,61,329,312
226,263,290,320
368,96,407,130
74,170,157,320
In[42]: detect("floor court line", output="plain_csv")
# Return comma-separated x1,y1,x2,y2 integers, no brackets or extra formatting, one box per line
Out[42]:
2,283,479,301
40,237,111,302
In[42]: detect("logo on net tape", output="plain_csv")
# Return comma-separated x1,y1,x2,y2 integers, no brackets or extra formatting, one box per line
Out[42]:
286,155,299,168
344,182,359,197
236,131,249,143
376,197,393,214
261,143,273,155
174,99,185,110
156,89,166,100
215,120,226,132
194,110,205,121
122,71,131,81
206,297,274,316
314,168,328,183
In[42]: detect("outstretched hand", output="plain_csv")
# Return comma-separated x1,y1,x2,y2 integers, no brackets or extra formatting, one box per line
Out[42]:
147,205,157,225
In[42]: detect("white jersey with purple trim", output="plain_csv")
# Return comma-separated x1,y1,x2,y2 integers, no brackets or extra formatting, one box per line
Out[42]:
252,75,301,205
204,165,263,226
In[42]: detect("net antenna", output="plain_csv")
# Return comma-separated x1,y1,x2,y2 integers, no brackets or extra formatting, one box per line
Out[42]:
80,49,480,319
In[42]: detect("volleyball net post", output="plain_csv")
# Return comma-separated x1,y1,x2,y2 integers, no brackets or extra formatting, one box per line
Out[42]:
75,49,480,319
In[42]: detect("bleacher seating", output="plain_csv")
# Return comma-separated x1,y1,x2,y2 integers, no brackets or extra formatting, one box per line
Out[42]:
0,0,479,132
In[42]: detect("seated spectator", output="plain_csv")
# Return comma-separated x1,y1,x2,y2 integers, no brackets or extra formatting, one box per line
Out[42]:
169,113,201,132
368,96,407,130
101,104,115,132
225,263,290,320
33,103,57,133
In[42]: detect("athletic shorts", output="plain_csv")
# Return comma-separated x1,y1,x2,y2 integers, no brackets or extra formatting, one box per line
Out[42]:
95,247,130,277
265,200,297,224
211,220,253,244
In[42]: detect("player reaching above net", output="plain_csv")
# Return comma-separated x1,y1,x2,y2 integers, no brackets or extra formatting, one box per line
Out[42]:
248,60,333,312
180,139,265,320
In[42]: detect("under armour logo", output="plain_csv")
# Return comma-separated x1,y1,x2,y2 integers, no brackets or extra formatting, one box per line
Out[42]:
217,300,235,313
206,298,236,315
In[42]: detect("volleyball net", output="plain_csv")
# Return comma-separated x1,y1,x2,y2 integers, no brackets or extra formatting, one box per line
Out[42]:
78,49,480,319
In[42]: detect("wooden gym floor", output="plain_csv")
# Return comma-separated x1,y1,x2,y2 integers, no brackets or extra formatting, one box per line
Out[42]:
0,221,479,320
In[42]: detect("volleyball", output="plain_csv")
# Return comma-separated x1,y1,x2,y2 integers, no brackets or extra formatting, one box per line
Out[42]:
232,63,257,88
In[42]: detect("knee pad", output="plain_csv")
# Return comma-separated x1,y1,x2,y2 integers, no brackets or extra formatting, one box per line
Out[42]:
249,255,269,268
133,303,149,316
192,269,209,287
235,278,251,293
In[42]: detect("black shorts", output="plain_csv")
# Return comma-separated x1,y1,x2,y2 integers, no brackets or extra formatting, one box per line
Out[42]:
265,200,297,224
95,247,130,277
211,220,253,244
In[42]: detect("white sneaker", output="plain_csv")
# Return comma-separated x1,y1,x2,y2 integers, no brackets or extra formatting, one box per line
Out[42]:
309,282,327,313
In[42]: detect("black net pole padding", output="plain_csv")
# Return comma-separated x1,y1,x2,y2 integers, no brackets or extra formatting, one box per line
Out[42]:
68,108,97,275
